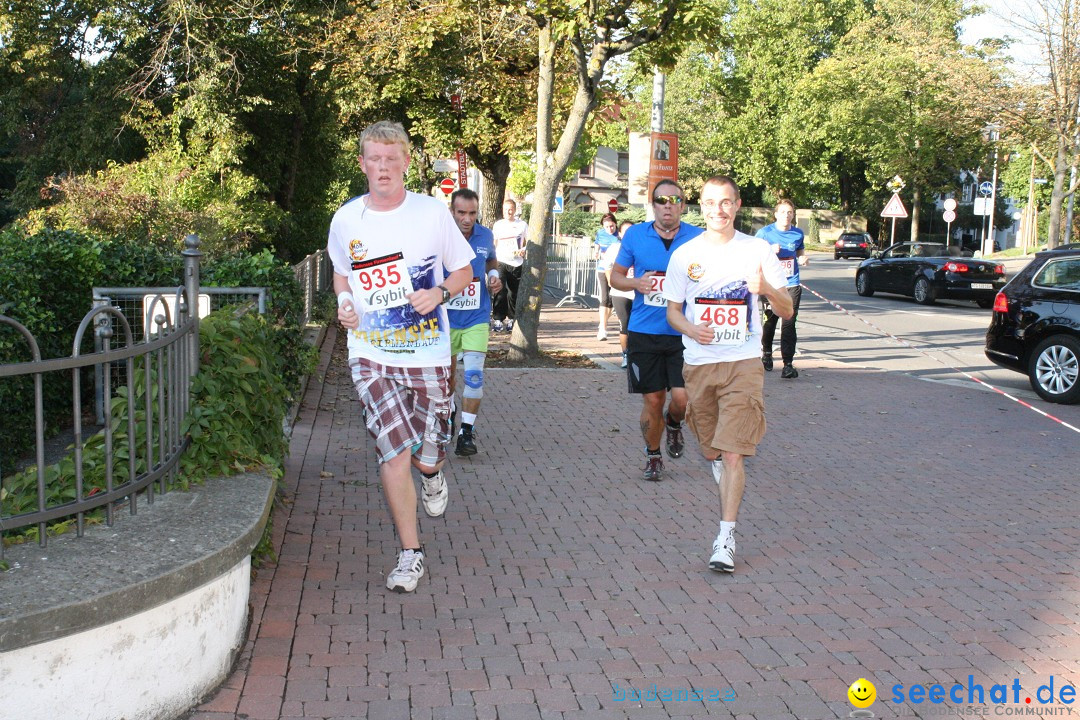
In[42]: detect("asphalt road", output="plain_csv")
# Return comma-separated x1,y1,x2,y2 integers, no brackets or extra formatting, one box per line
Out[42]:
795,251,1080,428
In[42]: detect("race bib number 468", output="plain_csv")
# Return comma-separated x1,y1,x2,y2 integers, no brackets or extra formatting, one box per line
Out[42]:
643,272,667,307
693,297,748,345
352,252,411,311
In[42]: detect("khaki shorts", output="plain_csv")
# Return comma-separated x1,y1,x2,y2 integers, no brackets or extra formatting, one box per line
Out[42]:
450,323,489,354
683,358,766,457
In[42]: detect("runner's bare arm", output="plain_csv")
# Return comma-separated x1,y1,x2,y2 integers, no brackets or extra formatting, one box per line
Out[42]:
333,272,359,329
407,264,473,315
666,302,713,345
749,267,794,319
611,264,654,294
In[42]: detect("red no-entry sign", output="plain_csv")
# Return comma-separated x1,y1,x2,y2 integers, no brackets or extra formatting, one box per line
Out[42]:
439,178,455,195
608,198,619,213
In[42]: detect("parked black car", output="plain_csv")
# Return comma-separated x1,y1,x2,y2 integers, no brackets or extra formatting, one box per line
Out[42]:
984,244,1080,404
834,232,874,260
855,241,1007,307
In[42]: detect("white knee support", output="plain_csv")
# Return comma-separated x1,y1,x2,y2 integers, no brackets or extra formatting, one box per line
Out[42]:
462,351,485,399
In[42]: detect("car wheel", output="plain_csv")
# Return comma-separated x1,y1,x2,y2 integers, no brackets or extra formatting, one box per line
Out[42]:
834,251,841,260
1028,335,1080,404
976,298,994,309
856,271,874,296
913,277,936,305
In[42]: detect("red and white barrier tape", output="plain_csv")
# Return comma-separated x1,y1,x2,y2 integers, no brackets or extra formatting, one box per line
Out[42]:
800,282,1080,436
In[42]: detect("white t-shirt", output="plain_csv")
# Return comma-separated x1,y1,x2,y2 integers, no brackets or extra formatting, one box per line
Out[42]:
327,192,475,368
492,217,528,267
601,242,634,299
664,231,788,366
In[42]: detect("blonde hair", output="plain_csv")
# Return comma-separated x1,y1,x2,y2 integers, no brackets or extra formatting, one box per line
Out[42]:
360,120,411,159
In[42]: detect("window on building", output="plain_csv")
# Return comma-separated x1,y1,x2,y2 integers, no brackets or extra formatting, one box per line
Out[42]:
579,162,594,178
617,153,629,175
962,184,973,203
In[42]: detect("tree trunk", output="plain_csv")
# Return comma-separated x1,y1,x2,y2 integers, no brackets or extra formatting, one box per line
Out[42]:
471,150,511,225
909,186,921,242
1046,139,1070,249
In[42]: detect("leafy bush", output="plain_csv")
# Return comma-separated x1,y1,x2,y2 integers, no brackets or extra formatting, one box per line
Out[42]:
2,309,289,544
24,150,284,256
0,227,314,467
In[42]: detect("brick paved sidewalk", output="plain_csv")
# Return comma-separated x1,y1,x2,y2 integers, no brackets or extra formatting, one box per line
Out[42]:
189,306,1080,720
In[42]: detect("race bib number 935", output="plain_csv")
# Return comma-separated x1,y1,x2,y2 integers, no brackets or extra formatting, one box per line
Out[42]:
352,252,411,311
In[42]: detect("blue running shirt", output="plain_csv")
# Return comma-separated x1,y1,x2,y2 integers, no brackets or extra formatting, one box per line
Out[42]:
614,221,705,336
446,223,495,330
755,223,805,287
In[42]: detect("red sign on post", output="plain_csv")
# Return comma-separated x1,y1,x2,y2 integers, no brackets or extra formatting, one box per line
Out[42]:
439,178,456,195
607,198,619,213
450,93,468,189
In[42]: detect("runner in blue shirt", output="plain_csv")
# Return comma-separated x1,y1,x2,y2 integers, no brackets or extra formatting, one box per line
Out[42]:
610,180,705,481
755,199,808,378
446,189,503,456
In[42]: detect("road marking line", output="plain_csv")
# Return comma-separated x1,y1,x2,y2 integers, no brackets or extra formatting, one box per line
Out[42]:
801,282,1080,436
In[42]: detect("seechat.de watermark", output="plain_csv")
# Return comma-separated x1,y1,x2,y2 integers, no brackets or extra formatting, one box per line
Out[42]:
611,682,736,703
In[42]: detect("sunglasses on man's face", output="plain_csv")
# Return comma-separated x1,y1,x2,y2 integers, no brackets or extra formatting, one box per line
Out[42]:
653,195,684,206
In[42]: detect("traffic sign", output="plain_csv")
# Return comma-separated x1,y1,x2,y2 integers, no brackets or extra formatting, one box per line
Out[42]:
943,198,957,211
607,198,619,213
439,178,455,194
979,181,994,196
943,209,957,223
553,194,564,214
881,194,909,218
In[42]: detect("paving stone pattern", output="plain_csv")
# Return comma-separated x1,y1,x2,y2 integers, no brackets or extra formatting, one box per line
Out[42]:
188,306,1080,720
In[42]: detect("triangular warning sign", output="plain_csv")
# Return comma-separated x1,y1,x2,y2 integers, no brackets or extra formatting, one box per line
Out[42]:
881,193,909,218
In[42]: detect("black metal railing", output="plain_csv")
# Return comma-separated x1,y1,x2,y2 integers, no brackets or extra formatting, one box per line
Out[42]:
0,236,203,553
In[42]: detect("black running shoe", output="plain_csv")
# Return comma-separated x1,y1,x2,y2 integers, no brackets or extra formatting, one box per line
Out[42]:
665,423,684,459
762,353,773,371
642,454,663,481
781,363,798,379
455,428,477,457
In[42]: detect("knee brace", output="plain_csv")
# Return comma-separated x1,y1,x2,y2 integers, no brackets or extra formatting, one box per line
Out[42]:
462,351,485,399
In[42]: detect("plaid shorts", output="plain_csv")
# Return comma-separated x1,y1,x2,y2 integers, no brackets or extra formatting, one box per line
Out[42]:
348,357,452,466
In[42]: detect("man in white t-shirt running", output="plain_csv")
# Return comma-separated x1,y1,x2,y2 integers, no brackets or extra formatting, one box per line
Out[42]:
328,120,474,593
490,198,528,333
664,176,793,573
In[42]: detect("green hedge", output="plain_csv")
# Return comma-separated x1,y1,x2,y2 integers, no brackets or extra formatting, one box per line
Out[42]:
1,309,289,544
0,227,314,468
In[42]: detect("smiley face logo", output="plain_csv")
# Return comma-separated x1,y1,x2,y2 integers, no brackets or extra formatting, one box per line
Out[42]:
349,238,367,261
848,678,876,709
687,262,705,281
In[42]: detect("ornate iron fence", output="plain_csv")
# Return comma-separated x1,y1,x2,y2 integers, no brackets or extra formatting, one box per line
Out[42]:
0,236,204,554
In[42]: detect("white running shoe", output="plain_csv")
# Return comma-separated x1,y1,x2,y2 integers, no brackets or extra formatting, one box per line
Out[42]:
386,549,425,592
421,469,448,517
492,320,504,333
709,532,736,573
597,326,608,341
506,319,514,332
711,460,724,485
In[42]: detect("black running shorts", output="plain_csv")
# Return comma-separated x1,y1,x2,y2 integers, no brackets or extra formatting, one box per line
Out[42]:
626,331,685,394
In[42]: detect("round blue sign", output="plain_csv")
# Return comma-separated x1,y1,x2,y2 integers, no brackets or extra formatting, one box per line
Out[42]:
979,181,994,196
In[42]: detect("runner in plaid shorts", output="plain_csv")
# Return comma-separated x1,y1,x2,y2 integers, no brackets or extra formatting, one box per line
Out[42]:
328,120,474,593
